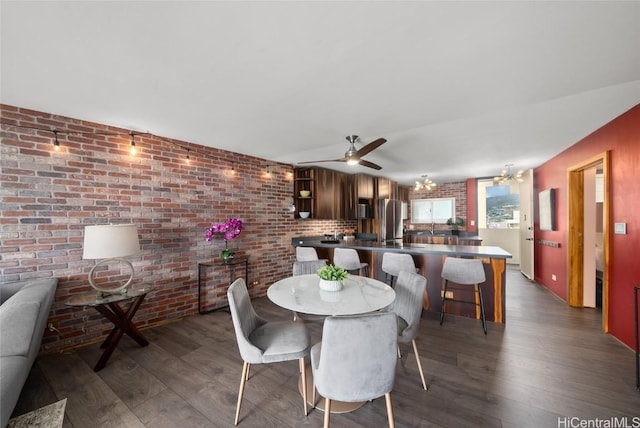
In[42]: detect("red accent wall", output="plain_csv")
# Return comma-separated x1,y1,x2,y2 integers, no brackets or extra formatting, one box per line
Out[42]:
534,104,640,349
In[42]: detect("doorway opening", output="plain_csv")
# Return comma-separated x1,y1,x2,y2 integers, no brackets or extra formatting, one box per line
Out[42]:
476,178,521,265
567,151,610,332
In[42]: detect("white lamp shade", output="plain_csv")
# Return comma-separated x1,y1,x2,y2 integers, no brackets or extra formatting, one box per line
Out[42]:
82,224,141,259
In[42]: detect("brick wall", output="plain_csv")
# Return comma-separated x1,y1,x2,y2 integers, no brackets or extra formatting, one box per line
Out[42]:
406,181,468,232
0,104,355,353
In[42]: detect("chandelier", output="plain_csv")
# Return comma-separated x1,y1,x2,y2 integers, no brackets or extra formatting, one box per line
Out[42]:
494,164,524,184
415,174,436,191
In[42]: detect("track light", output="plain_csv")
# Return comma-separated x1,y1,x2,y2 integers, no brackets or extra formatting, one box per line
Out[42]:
53,130,60,151
129,133,136,155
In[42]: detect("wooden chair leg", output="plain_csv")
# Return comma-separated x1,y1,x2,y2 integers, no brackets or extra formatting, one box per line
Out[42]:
299,358,308,416
412,339,427,390
323,398,331,428
385,392,395,428
245,363,250,381
234,362,249,425
312,384,316,408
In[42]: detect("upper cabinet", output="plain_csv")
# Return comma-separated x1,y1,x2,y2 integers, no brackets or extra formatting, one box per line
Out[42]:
295,167,348,220
294,168,403,220
355,174,375,199
293,168,315,219
346,173,375,219
316,168,348,220
376,177,399,200
398,185,409,203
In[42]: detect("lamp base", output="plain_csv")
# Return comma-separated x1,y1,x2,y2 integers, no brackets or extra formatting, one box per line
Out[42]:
89,257,135,296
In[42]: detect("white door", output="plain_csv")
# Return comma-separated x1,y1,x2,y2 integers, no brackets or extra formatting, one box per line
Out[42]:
519,169,534,279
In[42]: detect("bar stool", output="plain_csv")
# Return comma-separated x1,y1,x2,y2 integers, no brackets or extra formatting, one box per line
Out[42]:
439,257,487,334
381,253,416,287
333,248,369,277
296,247,319,262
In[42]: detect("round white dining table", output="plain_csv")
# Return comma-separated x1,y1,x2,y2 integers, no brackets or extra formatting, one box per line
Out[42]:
268,273,396,414
267,274,395,316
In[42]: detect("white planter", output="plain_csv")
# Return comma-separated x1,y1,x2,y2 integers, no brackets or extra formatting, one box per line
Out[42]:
319,279,343,292
319,290,342,302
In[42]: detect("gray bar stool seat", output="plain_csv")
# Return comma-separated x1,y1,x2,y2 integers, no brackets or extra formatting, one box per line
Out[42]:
296,246,320,261
381,253,416,287
333,248,369,276
439,257,487,334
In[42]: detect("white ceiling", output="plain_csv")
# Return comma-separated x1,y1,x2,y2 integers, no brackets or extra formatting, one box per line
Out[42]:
2,1,639,185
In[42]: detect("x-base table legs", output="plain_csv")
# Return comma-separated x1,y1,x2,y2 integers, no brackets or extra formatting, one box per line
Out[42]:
92,295,149,371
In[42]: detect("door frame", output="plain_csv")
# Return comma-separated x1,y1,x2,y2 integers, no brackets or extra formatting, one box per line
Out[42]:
519,169,534,279
567,151,610,331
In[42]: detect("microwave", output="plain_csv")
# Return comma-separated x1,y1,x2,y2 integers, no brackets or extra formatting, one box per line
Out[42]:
357,203,373,219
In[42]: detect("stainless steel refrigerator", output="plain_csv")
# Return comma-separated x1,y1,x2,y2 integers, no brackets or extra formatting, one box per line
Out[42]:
378,199,403,243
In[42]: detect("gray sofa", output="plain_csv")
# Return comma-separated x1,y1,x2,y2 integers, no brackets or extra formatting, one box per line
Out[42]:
0,278,57,428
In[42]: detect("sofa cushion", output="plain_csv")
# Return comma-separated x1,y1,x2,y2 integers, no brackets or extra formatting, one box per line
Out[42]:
3,280,53,306
0,302,40,357
0,355,29,428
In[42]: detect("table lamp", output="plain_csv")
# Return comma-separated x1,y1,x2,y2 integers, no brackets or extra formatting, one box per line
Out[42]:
82,224,141,295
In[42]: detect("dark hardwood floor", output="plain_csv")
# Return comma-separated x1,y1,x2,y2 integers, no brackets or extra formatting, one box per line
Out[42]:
13,267,640,427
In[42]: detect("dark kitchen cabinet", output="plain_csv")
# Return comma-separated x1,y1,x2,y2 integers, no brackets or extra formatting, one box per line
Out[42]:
347,173,375,219
295,166,348,220
293,168,315,219
377,177,398,200
315,167,347,219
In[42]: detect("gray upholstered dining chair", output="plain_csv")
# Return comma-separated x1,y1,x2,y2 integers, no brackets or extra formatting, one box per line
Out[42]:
311,312,398,428
291,259,327,321
385,270,428,390
292,259,327,276
227,278,311,425
332,248,369,276
440,257,487,334
381,253,417,287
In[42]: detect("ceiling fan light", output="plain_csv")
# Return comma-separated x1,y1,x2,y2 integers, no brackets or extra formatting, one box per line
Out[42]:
346,158,359,166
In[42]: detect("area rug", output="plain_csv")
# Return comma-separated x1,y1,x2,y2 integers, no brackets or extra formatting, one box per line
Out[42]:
7,398,66,428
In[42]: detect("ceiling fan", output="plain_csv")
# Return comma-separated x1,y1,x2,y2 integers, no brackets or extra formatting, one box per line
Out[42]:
297,135,387,170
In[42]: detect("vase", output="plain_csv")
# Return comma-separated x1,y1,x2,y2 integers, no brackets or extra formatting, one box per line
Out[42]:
221,241,235,262
319,278,343,292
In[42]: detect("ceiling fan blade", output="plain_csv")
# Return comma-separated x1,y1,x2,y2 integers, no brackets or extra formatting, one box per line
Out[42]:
358,159,383,170
296,158,345,165
355,138,386,157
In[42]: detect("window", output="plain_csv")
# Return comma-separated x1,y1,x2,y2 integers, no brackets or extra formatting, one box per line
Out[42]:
477,180,520,229
411,198,455,224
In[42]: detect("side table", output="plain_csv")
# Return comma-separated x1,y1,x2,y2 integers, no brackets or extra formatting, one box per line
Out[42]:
65,283,152,371
198,257,248,314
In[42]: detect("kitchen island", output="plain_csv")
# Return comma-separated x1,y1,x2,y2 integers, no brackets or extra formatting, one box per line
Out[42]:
291,237,512,324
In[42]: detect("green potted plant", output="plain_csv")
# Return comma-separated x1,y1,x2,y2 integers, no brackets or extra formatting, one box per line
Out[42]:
446,217,465,235
317,264,348,291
